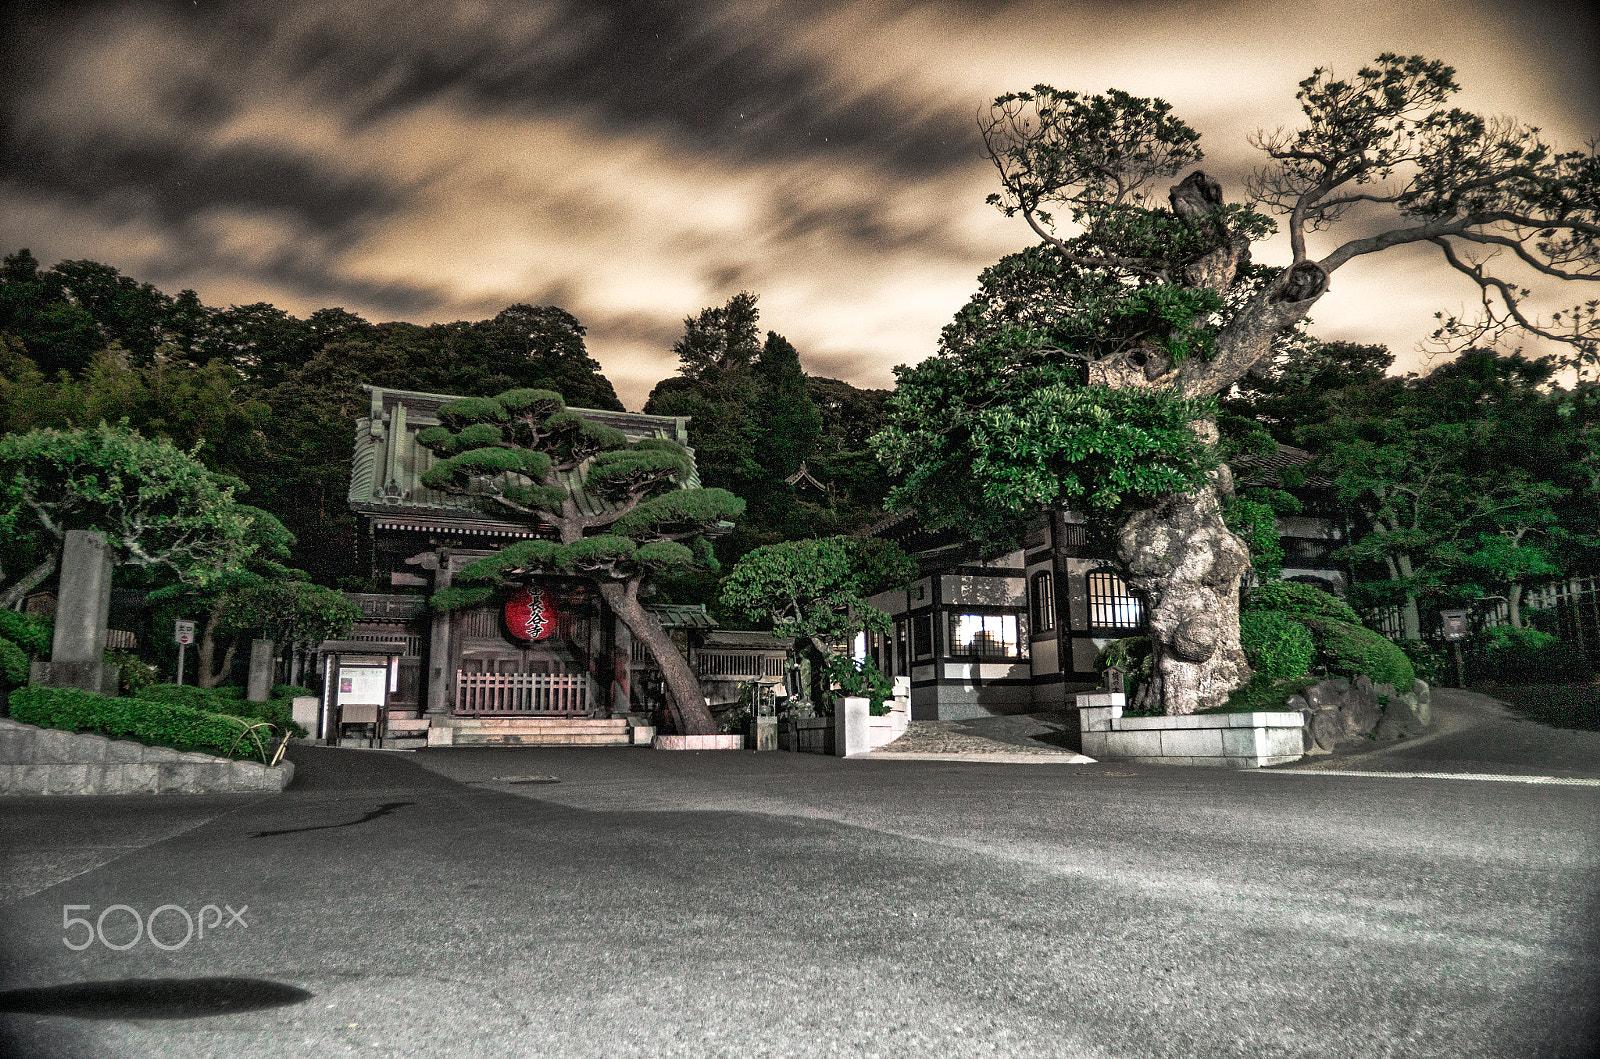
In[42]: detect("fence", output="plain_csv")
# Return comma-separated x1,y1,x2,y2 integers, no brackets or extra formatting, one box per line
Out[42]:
1366,576,1600,664
454,671,591,716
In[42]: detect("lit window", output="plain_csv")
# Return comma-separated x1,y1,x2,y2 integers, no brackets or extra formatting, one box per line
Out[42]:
948,613,1023,660
1030,571,1055,632
1087,569,1143,629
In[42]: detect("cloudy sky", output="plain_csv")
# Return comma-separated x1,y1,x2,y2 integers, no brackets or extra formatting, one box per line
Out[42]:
3,1,1597,409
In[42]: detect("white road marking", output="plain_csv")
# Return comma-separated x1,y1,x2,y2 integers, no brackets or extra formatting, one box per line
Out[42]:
1251,769,1600,786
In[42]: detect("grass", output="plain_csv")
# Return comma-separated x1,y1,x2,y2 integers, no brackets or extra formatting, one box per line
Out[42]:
1477,682,1600,733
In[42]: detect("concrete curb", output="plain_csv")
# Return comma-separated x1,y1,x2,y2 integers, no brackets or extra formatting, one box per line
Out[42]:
0,718,294,795
852,751,1096,764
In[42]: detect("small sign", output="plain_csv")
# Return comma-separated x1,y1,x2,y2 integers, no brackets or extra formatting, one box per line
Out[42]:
1104,666,1125,694
1439,609,1470,641
174,620,196,646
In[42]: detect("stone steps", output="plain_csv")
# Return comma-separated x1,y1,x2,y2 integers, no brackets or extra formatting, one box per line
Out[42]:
446,716,632,747
452,731,633,747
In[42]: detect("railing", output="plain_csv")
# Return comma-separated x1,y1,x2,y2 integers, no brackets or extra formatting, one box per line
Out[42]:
455,671,590,716
695,650,788,680
348,631,423,656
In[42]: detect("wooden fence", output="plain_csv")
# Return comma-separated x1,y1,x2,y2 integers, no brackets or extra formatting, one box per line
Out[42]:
454,671,591,716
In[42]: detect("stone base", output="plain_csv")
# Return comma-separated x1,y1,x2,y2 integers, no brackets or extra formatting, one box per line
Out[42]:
0,719,293,794
1078,694,1304,769
30,659,121,697
653,734,744,750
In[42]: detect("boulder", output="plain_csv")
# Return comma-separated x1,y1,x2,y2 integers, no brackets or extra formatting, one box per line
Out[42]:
1376,691,1431,740
1307,709,1341,752
1339,693,1383,736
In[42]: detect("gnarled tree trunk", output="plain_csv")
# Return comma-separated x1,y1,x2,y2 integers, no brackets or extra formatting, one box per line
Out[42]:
1116,428,1253,715
598,579,716,736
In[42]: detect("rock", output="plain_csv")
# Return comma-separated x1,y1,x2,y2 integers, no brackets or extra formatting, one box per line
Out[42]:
1339,693,1383,736
1308,709,1341,752
1285,694,1310,712
1305,682,1334,710
1327,677,1352,695
1355,674,1373,693
1376,692,1430,740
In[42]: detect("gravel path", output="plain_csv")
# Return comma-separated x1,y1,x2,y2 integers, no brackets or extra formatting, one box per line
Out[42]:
870,715,1079,755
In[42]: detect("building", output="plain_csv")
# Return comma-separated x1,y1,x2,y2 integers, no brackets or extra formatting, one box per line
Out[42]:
860,446,1345,721
321,384,783,746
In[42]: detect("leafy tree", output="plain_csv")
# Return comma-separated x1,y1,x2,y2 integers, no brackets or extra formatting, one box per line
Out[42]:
0,423,257,610
0,249,104,377
876,55,1599,714
414,388,744,735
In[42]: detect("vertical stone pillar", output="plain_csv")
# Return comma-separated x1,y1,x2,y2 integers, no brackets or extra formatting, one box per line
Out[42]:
425,553,453,722
246,638,275,702
32,530,120,695
611,618,633,717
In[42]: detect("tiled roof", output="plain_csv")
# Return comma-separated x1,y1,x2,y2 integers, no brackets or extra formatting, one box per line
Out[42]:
1231,444,1331,489
644,603,718,629
349,385,701,528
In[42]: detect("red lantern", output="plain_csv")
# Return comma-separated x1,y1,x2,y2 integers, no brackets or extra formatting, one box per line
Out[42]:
505,587,558,642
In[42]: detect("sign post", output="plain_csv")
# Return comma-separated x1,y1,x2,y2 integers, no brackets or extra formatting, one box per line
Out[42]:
1439,608,1470,688
173,619,196,686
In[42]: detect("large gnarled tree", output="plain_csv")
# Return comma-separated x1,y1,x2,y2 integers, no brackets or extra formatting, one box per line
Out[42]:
877,55,1598,714
414,388,744,735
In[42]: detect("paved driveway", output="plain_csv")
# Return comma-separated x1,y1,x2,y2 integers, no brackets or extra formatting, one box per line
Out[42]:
1,690,1597,1058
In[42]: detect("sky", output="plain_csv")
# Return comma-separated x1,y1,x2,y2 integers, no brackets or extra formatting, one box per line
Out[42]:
3,0,1597,410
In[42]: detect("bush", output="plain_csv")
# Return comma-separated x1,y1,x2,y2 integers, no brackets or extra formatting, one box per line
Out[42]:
825,655,894,715
272,684,315,699
136,684,306,737
1470,626,1592,684
1394,638,1449,686
1298,617,1416,689
1239,610,1316,681
0,611,52,655
104,650,158,694
1094,635,1153,702
0,637,29,688
1243,581,1361,624
8,685,283,762
1210,673,1318,714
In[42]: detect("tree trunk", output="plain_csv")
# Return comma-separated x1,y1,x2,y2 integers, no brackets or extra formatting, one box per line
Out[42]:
1395,554,1422,640
2,554,58,612
598,579,715,735
1115,457,1253,716
1508,582,1524,629
195,602,238,688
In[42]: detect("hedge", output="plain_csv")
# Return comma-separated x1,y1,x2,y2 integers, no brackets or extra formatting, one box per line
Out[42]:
137,684,307,738
1243,581,1361,624
1239,610,1316,681
0,611,52,654
0,638,29,688
1297,616,1416,689
8,685,283,762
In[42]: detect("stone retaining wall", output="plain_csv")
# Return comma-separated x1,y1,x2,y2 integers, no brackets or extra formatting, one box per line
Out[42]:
0,718,294,795
1078,694,1304,768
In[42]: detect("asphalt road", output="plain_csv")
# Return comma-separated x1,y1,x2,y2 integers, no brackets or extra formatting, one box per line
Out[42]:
2,690,1598,1059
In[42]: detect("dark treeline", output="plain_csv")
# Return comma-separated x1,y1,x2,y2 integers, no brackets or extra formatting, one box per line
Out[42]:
0,251,890,601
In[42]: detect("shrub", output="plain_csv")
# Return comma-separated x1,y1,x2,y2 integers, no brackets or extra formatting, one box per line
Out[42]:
0,611,52,655
104,650,158,694
1470,626,1592,684
1210,673,1318,714
1243,581,1361,624
0,637,29,688
272,684,315,699
1094,635,1153,700
1394,638,1448,686
136,683,306,737
825,655,894,715
1298,617,1416,688
1239,610,1315,681
8,685,282,762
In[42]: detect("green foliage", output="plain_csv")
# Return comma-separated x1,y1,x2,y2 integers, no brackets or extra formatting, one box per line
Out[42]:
104,649,158,694
1238,610,1316,681
9,685,284,761
222,580,361,645
876,360,1217,542
0,637,28,687
720,536,914,644
1212,673,1319,714
0,422,256,587
1094,636,1153,700
1297,617,1416,688
612,488,745,541
0,610,51,654
437,396,507,429
825,655,895,715
1243,581,1362,624
1394,638,1448,686
1223,497,1285,581
1469,625,1592,684
136,683,307,738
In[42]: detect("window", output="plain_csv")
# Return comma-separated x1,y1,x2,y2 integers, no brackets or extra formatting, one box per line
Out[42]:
912,614,934,659
1087,569,1143,629
1030,571,1055,633
948,613,1023,660
866,629,889,672
894,619,909,676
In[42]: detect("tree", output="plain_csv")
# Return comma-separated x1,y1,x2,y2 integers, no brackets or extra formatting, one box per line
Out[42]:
876,55,1599,714
0,423,257,610
719,536,913,707
414,388,744,735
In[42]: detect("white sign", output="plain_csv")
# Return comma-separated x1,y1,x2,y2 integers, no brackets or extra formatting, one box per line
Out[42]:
173,620,196,646
337,666,388,706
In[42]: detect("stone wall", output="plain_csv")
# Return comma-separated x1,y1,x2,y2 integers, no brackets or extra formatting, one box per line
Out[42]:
0,719,295,795
1288,676,1432,754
